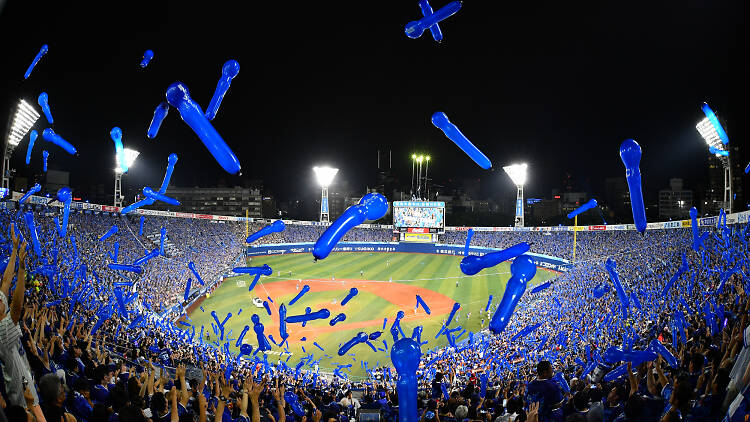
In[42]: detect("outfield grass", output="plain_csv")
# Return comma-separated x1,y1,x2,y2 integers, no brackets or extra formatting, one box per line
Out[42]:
188,252,557,378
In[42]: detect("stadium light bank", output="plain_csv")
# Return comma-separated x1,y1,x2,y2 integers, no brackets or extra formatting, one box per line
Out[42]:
114,148,140,207
503,163,528,228
313,166,338,223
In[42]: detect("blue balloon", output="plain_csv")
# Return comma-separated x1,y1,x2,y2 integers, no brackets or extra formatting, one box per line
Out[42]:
390,338,421,422
236,325,250,347
662,253,688,296
338,332,369,356
464,228,474,256
284,391,305,417
489,255,536,334
139,216,145,236
108,263,143,273
289,284,310,306
183,278,192,302
19,183,41,204
157,154,178,193
689,206,703,252
232,264,272,275
604,258,629,319
205,60,240,121
593,283,610,298
329,313,347,326
417,0,444,42
133,249,159,266
140,50,154,68
24,44,48,79
42,128,77,155
567,198,598,219
42,150,49,172
99,225,119,241
405,1,461,40
285,308,330,324
56,187,72,237
708,146,729,157
431,112,491,169
530,281,552,294
745,162,749,174
279,303,288,340
110,127,128,173
23,212,43,258
246,220,285,243
143,187,181,206
159,227,166,256
510,323,541,342
38,92,53,124
619,139,646,233
302,307,312,327
485,295,493,312
460,242,529,276
239,343,253,356
165,82,241,174
415,295,431,314
603,363,630,382
313,193,388,260
25,130,38,165
188,261,204,285
251,314,272,351
147,102,169,139
701,102,730,145
649,339,678,368
263,301,272,315
341,287,359,306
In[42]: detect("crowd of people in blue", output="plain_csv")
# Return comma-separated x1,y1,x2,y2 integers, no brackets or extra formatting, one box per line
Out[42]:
0,204,749,422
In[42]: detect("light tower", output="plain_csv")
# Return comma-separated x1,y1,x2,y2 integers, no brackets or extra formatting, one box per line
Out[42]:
696,106,731,213
114,148,140,207
503,163,528,227
3,99,40,189
416,155,424,199
313,166,338,222
411,154,417,198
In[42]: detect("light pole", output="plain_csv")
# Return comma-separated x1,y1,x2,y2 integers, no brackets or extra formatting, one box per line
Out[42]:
313,166,338,222
3,99,40,190
416,155,424,199
411,154,417,198
696,105,731,213
503,163,528,227
424,155,431,200
114,148,140,207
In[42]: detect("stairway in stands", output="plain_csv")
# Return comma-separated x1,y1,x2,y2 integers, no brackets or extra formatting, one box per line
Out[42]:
145,231,181,257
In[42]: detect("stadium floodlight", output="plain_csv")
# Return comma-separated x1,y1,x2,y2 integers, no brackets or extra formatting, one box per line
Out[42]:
114,148,140,207
503,163,528,227
424,155,431,200
3,99,41,189
416,155,424,199
411,154,417,198
696,110,732,213
313,166,338,222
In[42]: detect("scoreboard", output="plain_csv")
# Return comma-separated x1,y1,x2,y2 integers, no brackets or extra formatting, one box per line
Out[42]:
393,201,445,242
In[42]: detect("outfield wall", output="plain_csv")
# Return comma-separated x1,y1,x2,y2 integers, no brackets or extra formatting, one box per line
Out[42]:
245,242,571,272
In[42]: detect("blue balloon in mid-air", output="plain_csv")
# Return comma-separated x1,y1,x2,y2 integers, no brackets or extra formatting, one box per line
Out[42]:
143,187,181,206
42,128,77,155
147,102,169,139
432,111,491,169
701,102,730,145
489,255,536,334
38,92,53,124
110,127,128,173
24,44,48,79
405,1,461,40
166,82,241,174
25,130,38,165
205,60,240,121
42,150,49,172
460,242,529,276
19,183,41,204
619,139,646,234
56,187,72,237
246,220,285,243
605,258,630,320
313,193,388,260
140,50,154,68
567,199,598,219
416,0,444,42
121,153,178,214
338,332,369,356
391,338,422,422
708,146,729,157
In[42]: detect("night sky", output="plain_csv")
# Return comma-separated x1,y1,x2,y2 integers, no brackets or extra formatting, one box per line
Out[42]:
0,0,746,206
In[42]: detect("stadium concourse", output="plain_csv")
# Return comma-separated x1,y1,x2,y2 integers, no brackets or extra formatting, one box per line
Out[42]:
0,197,749,422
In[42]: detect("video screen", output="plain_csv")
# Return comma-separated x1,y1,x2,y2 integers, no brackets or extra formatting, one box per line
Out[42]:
393,201,445,230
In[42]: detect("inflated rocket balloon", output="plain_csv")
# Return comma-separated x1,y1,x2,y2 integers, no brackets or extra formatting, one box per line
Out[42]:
38,92,53,124
246,220,285,243
619,139,646,234
709,146,729,157
251,314,272,351
159,227,166,256
110,127,128,173
416,0,444,42
567,199,598,219
165,82,241,174
285,308,331,323
284,391,305,417
604,258,629,319
530,281,551,294
289,284,310,306
279,304,289,340
313,193,388,260
391,338,421,422
188,262,204,285
689,207,703,252
460,242,529,276
42,128,77,155
108,263,143,273
183,279,191,302
232,264,272,275
56,187,72,237
489,255,536,334
99,226,118,241
24,44,48,79
338,332,368,356
139,216,145,236
745,162,749,174
649,339,678,368
143,187,180,206
431,112,491,169
341,288,358,306
205,60,240,121
42,150,49,172
19,183,41,204
464,228,474,256
404,1,461,40
133,249,159,266
329,313,346,326
25,130,38,165
661,253,688,296
23,212,43,257
147,102,169,139
140,50,154,68
510,323,541,342
415,295,431,314
701,103,730,145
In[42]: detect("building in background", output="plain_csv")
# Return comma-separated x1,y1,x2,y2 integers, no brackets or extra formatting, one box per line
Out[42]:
659,178,692,220
150,186,263,217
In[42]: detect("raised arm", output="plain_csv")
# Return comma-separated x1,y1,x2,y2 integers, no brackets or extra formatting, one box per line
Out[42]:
0,225,19,297
10,242,28,323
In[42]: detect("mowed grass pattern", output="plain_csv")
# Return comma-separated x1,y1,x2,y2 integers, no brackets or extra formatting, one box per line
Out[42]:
188,252,557,377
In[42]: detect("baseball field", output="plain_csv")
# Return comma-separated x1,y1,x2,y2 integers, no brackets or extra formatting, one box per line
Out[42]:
188,251,558,378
